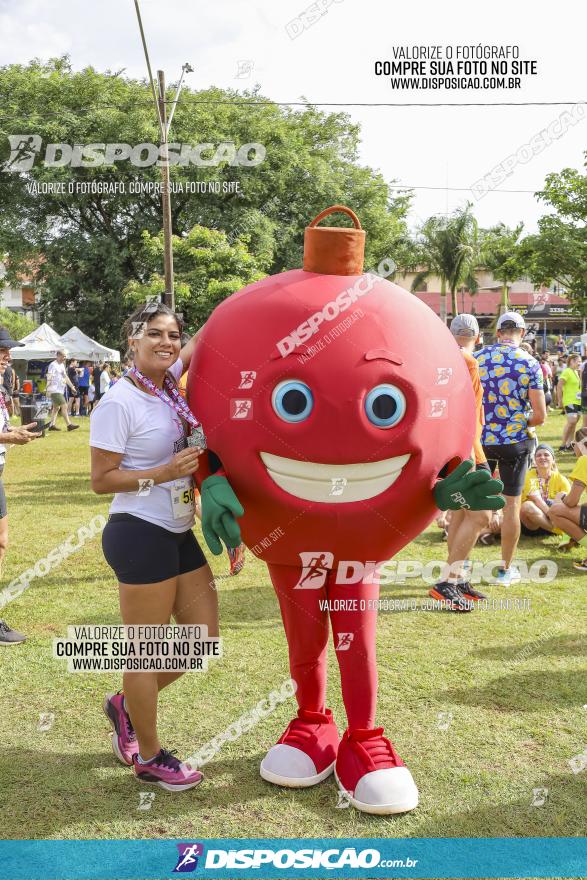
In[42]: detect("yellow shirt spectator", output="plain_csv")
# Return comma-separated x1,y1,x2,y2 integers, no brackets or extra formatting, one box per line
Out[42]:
522,466,571,503
559,366,581,408
522,466,571,535
569,456,587,489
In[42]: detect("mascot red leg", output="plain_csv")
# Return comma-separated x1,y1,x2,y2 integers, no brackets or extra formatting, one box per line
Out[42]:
261,561,417,815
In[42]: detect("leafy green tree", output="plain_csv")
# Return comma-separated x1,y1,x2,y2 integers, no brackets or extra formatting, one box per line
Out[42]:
411,204,478,320
0,307,36,340
0,57,412,345
124,225,266,329
480,223,526,313
522,162,587,314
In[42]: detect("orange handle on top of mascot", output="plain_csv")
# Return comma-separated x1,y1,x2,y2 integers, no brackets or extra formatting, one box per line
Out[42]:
303,205,366,276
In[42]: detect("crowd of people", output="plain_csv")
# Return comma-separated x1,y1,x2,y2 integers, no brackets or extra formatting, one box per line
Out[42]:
48,355,130,426
433,312,587,612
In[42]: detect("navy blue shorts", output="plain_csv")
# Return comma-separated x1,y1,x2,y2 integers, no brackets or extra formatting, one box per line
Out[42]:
102,514,207,584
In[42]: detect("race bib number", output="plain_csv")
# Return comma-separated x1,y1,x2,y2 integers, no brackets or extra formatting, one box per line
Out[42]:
171,478,195,520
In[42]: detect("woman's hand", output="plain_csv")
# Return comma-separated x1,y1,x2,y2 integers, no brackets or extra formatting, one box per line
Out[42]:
8,423,42,445
166,447,200,480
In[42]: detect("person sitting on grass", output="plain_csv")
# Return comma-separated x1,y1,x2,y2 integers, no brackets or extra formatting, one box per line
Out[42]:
548,428,587,567
519,444,571,538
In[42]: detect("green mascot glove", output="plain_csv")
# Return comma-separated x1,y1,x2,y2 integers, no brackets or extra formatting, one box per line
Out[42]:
200,475,244,555
433,459,505,511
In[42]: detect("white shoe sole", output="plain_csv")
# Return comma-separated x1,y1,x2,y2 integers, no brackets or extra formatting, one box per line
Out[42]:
135,774,203,792
260,759,335,788
103,695,133,767
334,770,419,815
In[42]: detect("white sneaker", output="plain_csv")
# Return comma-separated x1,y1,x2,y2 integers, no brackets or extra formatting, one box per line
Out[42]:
496,566,521,587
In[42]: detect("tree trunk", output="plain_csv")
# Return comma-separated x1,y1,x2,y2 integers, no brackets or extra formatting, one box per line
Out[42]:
450,286,459,318
439,277,447,324
500,282,509,312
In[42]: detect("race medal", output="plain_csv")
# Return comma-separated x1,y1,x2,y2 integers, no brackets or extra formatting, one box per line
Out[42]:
186,425,207,451
171,478,196,520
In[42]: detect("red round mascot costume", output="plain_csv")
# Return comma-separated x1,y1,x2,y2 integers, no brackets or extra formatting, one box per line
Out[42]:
189,206,503,815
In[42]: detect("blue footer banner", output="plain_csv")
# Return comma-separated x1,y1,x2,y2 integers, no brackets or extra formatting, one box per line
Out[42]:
1,838,586,879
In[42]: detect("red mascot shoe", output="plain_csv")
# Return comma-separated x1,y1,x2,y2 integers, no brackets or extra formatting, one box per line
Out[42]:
335,727,419,815
260,708,340,787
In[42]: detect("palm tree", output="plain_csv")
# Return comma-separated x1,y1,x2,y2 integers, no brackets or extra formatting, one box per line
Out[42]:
411,204,479,321
481,223,525,313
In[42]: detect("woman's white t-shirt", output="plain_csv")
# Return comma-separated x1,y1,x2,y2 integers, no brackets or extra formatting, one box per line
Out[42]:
89,359,195,533
100,371,111,395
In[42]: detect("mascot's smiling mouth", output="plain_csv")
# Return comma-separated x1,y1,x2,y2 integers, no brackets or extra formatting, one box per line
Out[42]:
259,452,411,503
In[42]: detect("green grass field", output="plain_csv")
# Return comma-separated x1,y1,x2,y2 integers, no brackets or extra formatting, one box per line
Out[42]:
0,413,585,843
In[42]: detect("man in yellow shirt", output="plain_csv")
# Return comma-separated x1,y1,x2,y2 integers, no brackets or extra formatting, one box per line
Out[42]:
549,428,587,567
520,444,570,536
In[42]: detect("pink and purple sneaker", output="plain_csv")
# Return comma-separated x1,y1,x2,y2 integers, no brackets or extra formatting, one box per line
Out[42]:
132,749,203,791
103,692,137,766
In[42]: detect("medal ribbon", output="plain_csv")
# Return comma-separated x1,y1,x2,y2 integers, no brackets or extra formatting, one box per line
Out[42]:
129,366,201,431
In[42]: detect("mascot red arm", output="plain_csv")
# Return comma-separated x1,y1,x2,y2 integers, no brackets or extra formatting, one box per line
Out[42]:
189,206,504,815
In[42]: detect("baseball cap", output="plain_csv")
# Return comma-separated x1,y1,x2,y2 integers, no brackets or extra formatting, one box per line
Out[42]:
497,311,525,330
450,314,479,337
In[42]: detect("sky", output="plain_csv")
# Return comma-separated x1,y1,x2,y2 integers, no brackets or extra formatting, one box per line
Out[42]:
0,0,585,232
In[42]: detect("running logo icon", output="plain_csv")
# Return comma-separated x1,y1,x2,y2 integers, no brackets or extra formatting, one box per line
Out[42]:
173,843,204,873
231,399,253,419
435,367,453,386
335,632,354,651
294,552,334,589
4,135,42,171
238,370,256,389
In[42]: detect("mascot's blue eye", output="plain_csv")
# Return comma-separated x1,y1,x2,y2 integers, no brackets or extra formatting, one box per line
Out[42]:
365,384,406,428
272,381,313,423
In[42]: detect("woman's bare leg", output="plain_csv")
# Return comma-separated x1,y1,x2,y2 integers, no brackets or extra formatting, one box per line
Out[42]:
156,563,218,691
118,576,177,760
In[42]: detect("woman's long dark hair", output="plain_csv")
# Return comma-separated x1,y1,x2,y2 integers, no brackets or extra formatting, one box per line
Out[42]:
122,302,184,360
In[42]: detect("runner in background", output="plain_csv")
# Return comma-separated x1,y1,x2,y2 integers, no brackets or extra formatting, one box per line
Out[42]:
581,352,587,429
99,363,112,397
78,362,91,416
430,314,492,612
475,312,546,587
558,353,582,451
67,358,80,417
47,351,79,432
540,353,553,408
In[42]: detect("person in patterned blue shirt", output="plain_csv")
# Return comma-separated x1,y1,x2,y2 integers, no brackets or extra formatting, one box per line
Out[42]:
475,312,546,586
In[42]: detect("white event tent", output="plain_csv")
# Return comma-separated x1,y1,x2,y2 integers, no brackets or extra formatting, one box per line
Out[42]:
58,326,120,363
14,323,62,361
14,323,120,363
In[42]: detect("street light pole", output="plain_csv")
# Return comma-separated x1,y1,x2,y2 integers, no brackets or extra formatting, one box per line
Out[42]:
134,1,192,312
157,70,174,310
